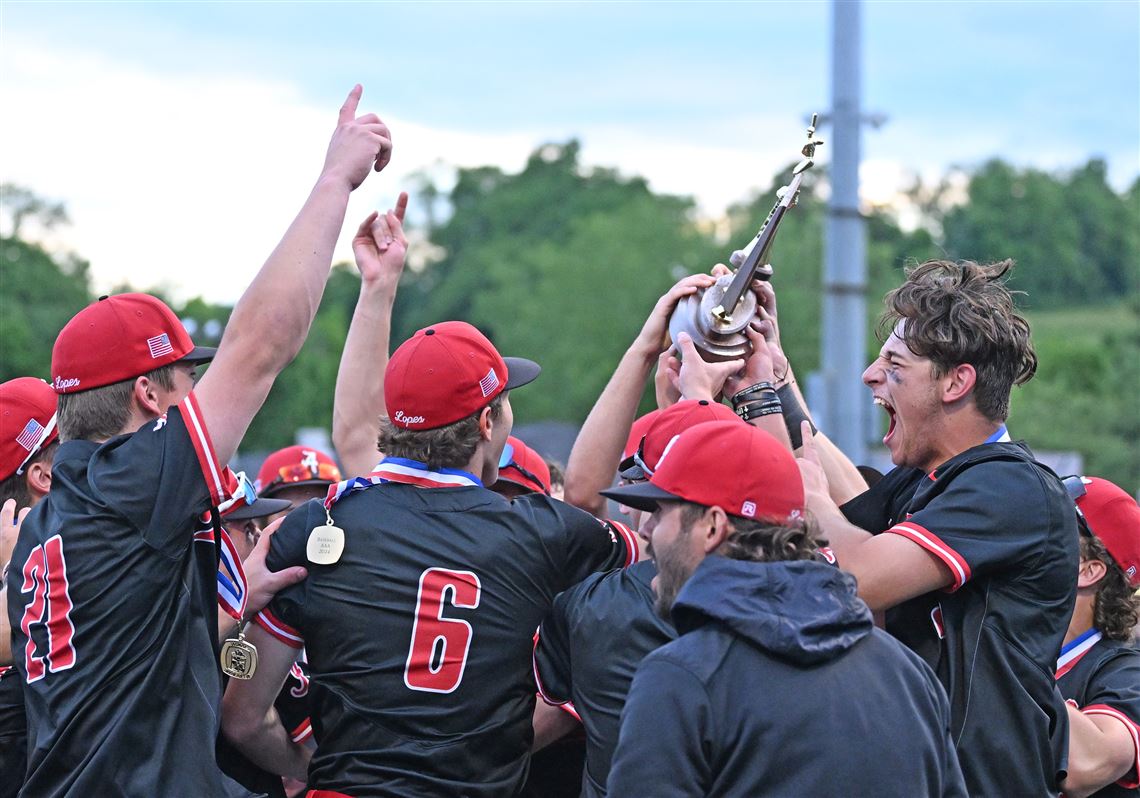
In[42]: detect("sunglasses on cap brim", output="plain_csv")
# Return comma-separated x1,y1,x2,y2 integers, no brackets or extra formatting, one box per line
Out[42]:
497,443,550,496
616,437,655,484
1062,475,1094,538
266,461,342,491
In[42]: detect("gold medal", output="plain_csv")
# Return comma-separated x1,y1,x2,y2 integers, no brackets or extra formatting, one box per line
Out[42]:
220,627,258,680
307,506,345,565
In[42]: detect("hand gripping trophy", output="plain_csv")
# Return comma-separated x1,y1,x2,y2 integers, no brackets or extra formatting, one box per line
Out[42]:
668,116,824,362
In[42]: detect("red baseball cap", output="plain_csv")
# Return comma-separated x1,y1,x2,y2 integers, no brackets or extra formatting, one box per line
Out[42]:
0,378,59,481
1075,476,1140,587
384,321,540,431
496,436,552,495
603,420,804,523
619,400,740,482
255,445,343,498
624,410,662,461
51,293,215,394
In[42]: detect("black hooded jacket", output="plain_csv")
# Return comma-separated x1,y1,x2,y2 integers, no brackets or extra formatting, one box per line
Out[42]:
607,557,967,797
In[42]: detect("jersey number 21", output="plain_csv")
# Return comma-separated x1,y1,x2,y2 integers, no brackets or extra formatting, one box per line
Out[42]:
19,535,78,682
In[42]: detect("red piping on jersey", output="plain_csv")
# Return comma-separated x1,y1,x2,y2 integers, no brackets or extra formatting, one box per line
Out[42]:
532,631,566,708
180,393,226,506
607,519,640,567
886,521,971,591
1082,704,1140,788
559,701,582,722
290,718,313,744
255,608,304,649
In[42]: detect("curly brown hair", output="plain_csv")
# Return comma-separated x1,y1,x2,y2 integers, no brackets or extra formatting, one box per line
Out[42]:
878,259,1037,422
680,503,827,564
1081,534,1140,641
377,394,504,472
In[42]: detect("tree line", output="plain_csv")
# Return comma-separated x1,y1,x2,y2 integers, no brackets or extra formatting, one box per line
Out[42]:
1,149,1137,487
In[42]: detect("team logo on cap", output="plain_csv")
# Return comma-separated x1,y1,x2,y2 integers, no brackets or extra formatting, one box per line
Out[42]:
147,333,174,359
741,500,757,518
393,411,425,426
15,419,45,452
53,377,80,391
478,368,499,398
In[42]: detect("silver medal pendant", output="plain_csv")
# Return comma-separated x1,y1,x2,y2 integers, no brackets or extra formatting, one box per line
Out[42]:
220,629,259,680
307,519,345,565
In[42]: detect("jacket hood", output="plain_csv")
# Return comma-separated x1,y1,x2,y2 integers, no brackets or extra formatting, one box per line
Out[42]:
670,557,873,665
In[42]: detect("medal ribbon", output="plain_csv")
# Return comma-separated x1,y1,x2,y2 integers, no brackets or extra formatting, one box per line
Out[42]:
984,425,1011,444
324,457,483,509
1055,628,1102,679
193,524,249,621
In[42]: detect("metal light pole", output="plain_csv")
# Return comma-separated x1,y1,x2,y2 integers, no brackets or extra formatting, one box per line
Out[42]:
819,0,870,463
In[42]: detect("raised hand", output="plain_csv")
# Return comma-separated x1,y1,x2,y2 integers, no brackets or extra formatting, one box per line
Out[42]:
352,192,409,288
723,322,777,398
321,85,393,191
654,346,681,409
632,272,718,355
673,332,744,402
1,498,30,570
796,421,831,501
750,280,790,383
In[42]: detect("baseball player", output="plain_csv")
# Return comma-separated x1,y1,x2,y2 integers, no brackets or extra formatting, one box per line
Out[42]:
1057,476,1140,798
214,478,314,798
798,259,1079,795
0,378,58,798
605,420,967,797
256,444,344,519
5,85,391,797
222,320,639,797
492,435,552,499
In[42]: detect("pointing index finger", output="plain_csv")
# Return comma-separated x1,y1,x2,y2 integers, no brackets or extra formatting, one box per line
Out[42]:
339,84,363,124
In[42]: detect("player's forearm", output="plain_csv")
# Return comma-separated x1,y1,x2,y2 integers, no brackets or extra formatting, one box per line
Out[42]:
217,608,239,646
223,176,352,383
746,412,792,450
565,343,657,515
333,280,398,477
1061,703,1137,797
225,705,311,781
782,367,866,503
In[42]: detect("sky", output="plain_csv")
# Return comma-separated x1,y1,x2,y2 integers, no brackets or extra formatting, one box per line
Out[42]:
1,1,1137,304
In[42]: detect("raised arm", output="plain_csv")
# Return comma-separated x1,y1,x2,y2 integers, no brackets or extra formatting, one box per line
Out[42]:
332,194,409,478
797,429,951,611
752,280,867,504
1062,701,1140,798
196,85,392,464
563,272,718,517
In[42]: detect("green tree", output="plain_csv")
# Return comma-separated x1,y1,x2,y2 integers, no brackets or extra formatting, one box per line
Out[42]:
0,236,92,381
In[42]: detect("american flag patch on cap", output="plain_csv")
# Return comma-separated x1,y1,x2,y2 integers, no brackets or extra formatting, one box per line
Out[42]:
15,419,44,452
478,367,499,398
147,333,174,359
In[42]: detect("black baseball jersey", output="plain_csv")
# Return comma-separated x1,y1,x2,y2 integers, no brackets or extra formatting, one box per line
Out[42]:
255,461,637,798
841,466,940,663
0,667,25,798
1056,631,1140,797
218,659,314,798
878,441,1078,796
5,395,252,798
533,559,676,797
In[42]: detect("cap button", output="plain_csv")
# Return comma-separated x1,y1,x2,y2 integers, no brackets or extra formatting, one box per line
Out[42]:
98,295,109,301
699,399,709,406
424,329,435,336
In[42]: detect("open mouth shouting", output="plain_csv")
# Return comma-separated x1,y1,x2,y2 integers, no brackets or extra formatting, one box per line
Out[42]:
873,396,897,446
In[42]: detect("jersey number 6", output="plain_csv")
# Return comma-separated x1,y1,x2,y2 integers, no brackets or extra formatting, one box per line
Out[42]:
404,567,482,694
19,534,77,683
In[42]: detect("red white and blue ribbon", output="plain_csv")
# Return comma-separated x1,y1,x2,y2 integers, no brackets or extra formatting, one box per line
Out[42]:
984,425,1011,444
193,526,249,621
1056,628,1102,679
324,457,482,509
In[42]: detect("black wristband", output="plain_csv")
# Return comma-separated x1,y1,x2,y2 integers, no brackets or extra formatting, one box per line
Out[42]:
777,382,816,448
732,381,776,403
736,396,783,421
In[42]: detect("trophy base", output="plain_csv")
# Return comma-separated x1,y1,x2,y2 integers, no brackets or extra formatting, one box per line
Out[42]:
668,274,759,363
